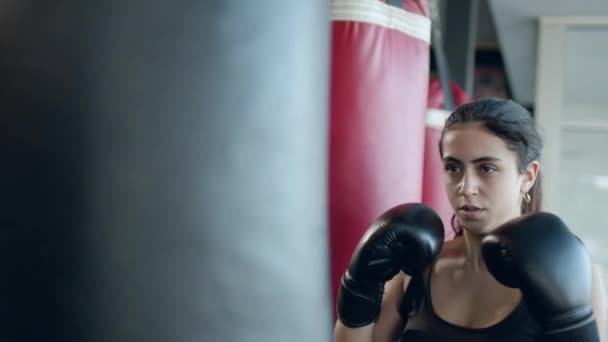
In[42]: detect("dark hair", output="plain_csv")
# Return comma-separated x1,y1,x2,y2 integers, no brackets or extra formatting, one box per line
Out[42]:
439,98,543,237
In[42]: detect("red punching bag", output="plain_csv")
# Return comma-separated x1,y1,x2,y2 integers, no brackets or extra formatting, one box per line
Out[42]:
422,79,470,240
329,0,431,306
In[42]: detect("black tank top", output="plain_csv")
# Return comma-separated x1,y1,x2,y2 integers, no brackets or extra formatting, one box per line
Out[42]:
398,267,542,341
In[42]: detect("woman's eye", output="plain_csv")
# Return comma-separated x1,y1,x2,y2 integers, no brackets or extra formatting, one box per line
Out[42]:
481,165,497,173
444,164,461,173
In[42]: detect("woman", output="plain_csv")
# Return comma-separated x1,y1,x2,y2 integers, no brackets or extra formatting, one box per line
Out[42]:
334,98,607,341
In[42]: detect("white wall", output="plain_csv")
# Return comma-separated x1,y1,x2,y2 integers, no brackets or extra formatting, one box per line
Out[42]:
535,17,608,311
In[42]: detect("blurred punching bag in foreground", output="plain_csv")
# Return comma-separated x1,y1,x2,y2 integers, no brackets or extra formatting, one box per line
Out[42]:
329,0,431,306
0,1,332,341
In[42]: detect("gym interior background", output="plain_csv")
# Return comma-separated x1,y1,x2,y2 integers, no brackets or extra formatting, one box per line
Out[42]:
444,0,608,291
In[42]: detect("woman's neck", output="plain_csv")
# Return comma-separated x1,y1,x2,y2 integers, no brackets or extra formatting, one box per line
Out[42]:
461,228,486,272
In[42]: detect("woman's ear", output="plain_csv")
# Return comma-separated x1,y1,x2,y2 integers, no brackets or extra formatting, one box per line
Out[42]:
521,160,540,193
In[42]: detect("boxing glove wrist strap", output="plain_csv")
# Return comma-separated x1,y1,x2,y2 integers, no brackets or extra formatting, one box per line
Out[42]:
336,273,384,328
540,319,599,342
538,307,599,342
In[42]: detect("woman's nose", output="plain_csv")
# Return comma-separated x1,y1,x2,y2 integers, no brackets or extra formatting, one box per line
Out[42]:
458,171,479,196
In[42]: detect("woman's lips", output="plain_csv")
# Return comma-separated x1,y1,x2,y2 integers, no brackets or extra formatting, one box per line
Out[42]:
458,205,484,219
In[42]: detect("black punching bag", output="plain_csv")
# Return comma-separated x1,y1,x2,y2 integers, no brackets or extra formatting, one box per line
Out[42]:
0,2,331,341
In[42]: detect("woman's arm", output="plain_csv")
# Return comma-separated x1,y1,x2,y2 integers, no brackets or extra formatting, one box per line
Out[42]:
334,273,408,342
334,321,374,342
373,272,411,342
592,264,607,342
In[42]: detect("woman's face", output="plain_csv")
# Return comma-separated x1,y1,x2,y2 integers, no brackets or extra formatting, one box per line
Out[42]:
441,122,538,235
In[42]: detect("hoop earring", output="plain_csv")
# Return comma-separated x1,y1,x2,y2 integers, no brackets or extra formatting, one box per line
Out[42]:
522,192,531,203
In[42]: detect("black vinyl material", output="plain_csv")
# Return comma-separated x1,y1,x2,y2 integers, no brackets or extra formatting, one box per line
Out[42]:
0,1,331,341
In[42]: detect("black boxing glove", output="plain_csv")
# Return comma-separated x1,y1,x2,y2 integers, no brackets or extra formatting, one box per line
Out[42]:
337,203,444,328
482,212,599,342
